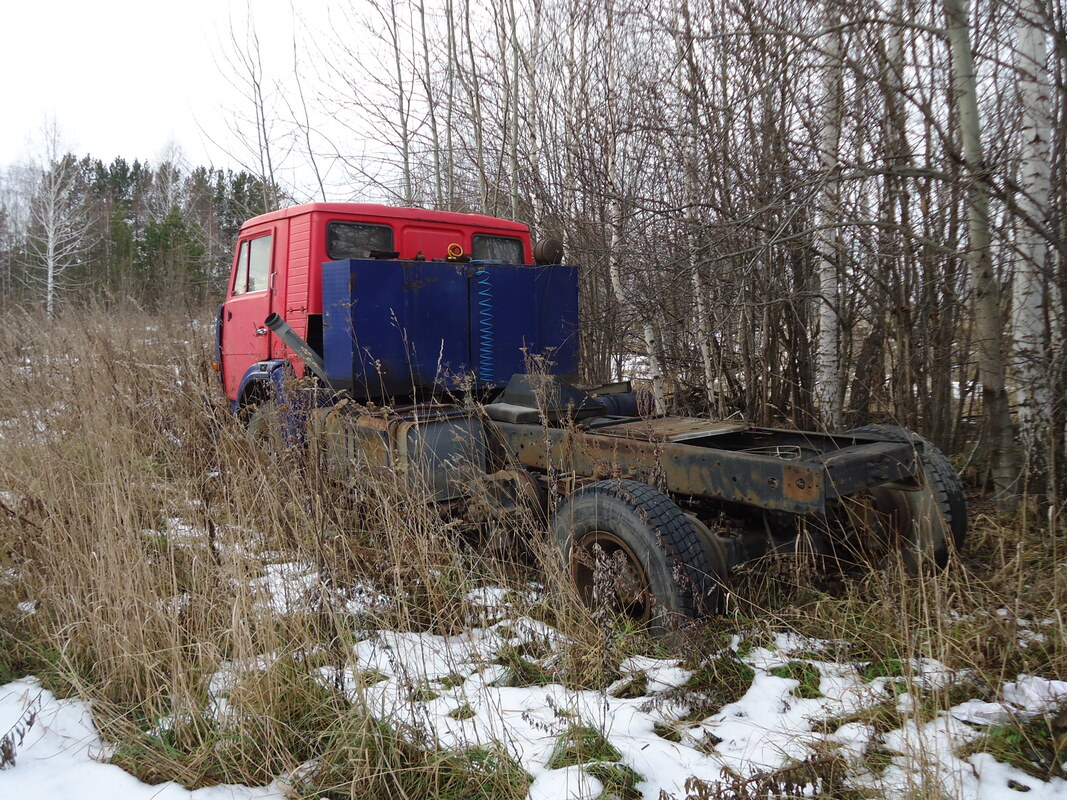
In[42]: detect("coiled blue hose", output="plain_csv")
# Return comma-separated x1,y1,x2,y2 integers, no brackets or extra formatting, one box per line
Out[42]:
475,268,494,383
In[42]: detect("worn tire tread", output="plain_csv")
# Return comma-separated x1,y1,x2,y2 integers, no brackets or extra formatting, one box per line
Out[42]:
553,478,717,621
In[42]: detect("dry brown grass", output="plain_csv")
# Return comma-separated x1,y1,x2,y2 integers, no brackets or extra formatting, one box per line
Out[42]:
0,306,597,792
0,306,1062,796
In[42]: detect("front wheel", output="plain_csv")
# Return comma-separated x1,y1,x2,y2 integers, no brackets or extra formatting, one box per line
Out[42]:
551,479,724,633
245,399,287,457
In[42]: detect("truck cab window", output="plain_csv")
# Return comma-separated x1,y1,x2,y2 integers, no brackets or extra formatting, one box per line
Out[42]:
232,234,272,295
231,240,250,296
328,222,395,259
472,235,523,264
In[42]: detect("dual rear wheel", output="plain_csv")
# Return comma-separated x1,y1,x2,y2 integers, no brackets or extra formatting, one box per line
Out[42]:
551,479,728,634
551,427,965,631
836,425,966,572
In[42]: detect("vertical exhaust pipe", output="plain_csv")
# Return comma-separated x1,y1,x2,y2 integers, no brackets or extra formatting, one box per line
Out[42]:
263,313,333,390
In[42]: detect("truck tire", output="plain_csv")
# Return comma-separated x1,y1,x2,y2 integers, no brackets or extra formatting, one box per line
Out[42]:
551,479,720,632
847,425,966,550
686,515,730,616
245,400,285,457
844,424,967,570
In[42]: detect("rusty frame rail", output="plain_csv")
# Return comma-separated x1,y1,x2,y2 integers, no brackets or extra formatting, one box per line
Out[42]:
490,421,919,514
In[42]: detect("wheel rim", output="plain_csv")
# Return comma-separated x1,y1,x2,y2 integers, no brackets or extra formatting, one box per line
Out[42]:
249,418,283,458
246,402,287,458
836,489,899,565
834,487,940,572
570,530,652,622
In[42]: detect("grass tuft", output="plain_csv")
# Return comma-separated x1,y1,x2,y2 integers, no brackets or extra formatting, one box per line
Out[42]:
585,762,644,799
546,723,621,769
769,661,823,698
307,712,530,800
963,713,1067,781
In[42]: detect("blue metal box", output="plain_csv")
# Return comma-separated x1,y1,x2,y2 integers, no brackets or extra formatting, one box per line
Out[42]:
322,259,579,399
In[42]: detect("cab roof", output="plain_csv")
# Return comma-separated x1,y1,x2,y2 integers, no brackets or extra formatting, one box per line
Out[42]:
239,202,530,234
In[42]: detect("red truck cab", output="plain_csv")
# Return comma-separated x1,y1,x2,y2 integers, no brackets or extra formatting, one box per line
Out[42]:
217,203,533,407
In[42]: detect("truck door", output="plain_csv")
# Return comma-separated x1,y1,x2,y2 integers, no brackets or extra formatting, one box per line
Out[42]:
219,231,275,401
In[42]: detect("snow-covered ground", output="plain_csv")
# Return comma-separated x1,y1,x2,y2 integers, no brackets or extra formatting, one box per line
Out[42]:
1,515,1064,800
2,575,1065,800
0,679,282,800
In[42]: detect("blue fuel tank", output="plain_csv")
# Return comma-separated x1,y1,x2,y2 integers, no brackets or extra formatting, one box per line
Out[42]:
321,259,579,399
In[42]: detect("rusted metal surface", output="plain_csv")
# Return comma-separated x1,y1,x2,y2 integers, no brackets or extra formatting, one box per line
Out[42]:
782,463,821,504
321,404,390,474
815,441,918,498
320,403,486,500
319,400,922,515
466,468,544,523
590,417,748,443
491,421,917,514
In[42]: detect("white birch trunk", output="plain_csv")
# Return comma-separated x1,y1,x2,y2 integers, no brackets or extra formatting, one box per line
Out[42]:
417,0,443,208
943,0,1018,505
1013,0,1052,482
679,0,718,413
690,243,718,413
524,0,543,225
508,0,520,220
25,128,96,316
607,200,666,414
603,1,665,414
814,1,843,430
445,0,458,208
461,0,488,210
387,0,413,205
46,223,57,316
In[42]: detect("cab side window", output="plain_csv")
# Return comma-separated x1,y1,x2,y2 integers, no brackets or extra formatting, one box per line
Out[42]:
231,241,250,296
328,222,394,259
472,235,523,264
232,234,273,295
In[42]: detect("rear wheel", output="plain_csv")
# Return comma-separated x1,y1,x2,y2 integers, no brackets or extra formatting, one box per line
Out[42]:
551,479,723,632
840,425,967,570
834,485,947,573
687,515,730,616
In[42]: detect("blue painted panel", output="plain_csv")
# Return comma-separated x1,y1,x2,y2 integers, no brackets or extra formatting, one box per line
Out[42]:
536,264,580,378
321,260,354,390
323,259,471,398
323,258,580,400
469,264,579,384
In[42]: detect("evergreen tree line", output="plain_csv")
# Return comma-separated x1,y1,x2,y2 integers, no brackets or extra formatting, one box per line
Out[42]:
0,154,276,311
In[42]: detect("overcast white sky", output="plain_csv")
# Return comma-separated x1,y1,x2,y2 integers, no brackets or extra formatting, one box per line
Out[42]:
0,0,318,178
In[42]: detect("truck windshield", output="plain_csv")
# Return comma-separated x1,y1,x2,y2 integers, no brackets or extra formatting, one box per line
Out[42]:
328,222,395,259
472,235,523,264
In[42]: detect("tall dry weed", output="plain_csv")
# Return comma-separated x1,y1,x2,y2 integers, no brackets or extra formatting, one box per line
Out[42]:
0,307,1062,793
0,306,585,788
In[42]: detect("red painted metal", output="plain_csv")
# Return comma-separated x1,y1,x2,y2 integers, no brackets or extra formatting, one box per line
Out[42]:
220,203,533,403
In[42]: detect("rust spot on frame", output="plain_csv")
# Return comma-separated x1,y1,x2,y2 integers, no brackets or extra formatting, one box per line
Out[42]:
783,463,820,503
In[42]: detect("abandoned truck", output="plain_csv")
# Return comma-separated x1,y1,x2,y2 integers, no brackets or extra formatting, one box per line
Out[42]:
216,202,967,629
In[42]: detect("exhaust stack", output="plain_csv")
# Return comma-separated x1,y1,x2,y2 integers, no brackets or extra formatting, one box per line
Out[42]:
264,313,333,390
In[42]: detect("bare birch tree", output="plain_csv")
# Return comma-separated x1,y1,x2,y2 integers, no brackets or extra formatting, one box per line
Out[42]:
24,123,97,315
220,9,285,211
1012,0,1053,490
944,0,1017,506
813,0,844,429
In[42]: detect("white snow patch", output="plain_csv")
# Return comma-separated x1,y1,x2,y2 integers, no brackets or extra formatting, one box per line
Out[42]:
0,678,285,800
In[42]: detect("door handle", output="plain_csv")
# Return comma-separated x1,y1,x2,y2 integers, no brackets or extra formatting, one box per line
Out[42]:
255,327,268,336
